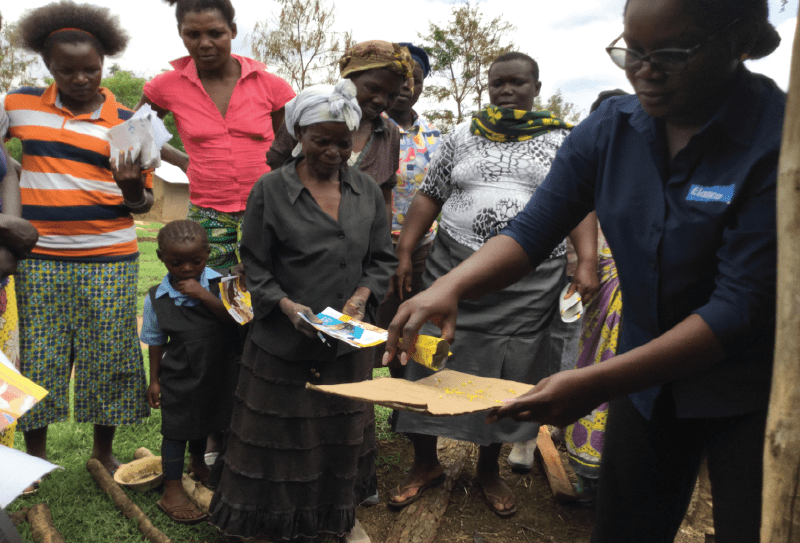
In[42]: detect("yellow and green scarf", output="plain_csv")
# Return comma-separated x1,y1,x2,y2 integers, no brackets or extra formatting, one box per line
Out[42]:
470,106,572,143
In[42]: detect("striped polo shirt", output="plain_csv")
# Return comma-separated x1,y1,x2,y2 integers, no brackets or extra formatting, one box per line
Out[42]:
3,84,152,262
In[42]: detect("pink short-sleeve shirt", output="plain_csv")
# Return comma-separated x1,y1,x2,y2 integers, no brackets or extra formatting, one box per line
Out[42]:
144,55,295,212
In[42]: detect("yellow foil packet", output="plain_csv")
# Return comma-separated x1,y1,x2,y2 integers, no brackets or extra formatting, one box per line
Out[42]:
400,335,452,371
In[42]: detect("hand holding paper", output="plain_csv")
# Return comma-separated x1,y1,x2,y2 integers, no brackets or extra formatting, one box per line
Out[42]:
107,104,171,170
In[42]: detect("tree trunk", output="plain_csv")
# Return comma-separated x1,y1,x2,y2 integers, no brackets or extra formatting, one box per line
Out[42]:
762,10,800,542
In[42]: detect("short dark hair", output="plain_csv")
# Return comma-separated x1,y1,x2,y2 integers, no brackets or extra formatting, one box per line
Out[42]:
163,0,236,28
591,89,629,113
623,0,779,59
157,220,210,252
490,52,539,82
18,1,129,62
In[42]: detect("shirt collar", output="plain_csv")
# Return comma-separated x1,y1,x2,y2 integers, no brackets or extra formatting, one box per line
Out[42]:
43,83,118,122
155,267,222,305
389,110,422,135
169,54,264,85
282,159,362,205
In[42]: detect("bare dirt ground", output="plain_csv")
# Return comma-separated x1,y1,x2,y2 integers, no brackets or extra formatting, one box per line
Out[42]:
357,437,709,543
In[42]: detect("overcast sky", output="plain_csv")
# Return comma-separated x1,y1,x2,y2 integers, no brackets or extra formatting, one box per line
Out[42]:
3,0,797,117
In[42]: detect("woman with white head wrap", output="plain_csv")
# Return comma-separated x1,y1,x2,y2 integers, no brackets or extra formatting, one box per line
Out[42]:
285,79,362,156
208,80,395,543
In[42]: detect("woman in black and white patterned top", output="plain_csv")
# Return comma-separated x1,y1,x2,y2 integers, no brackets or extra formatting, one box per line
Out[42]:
387,52,598,517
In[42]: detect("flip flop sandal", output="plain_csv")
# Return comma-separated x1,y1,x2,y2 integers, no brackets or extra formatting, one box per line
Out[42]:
387,472,446,510
481,486,517,519
156,500,208,525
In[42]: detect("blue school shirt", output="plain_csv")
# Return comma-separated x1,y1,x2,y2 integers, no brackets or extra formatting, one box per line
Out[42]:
503,67,783,419
140,267,223,346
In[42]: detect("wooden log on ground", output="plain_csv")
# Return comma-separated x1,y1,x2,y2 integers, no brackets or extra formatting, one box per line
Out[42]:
86,458,171,543
134,447,214,513
763,8,800,543
535,425,578,502
384,438,473,543
27,504,65,543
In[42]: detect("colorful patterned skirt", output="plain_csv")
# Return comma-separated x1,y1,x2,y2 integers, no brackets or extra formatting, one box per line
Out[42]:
15,259,149,431
565,243,621,479
187,204,243,269
0,276,20,447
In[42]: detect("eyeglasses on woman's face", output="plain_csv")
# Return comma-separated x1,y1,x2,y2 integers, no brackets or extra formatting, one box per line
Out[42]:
605,18,740,75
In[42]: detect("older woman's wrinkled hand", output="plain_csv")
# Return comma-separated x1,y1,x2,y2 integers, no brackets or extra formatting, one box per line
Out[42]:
280,297,323,338
484,368,604,428
389,254,414,301
343,287,370,321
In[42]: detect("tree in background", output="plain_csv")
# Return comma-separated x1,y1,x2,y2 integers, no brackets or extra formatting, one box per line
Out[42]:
250,0,352,90
535,89,582,124
0,22,38,94
101,70,185,153
419,1,515,132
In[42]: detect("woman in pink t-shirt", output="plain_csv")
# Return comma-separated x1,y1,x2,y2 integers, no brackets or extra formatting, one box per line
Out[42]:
137,0,295,270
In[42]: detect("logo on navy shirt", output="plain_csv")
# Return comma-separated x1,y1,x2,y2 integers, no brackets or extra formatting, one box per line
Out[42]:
687,184,734,204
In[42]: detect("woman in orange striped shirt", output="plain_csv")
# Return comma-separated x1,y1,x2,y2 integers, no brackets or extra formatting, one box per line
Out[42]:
2,1,153,483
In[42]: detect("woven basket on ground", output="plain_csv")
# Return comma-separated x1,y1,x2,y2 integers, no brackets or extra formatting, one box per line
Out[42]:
113,456,164,491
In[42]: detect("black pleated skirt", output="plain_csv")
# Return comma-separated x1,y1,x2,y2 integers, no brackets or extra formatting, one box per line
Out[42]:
208,337,376,541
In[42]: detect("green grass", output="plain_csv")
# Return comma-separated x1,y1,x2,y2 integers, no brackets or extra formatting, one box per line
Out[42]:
5,226,400,542
136,221,165,315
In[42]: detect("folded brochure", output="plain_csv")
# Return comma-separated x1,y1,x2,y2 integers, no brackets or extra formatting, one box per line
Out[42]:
0,350,47,433
298,307,386,348
220,275,253,325
306,368,533,416
298,307,451,370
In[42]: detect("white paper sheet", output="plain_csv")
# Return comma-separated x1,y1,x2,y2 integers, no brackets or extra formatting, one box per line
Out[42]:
108,104,171,170
0,445,60,507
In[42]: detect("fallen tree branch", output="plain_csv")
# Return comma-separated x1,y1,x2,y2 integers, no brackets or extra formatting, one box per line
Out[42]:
27,504,65,543
535,426,578,502
133,447,213,513
86,458,171,543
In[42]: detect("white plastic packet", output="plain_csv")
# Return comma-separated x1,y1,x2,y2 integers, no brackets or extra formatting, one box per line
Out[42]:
108,104,172,170
559,283,583,323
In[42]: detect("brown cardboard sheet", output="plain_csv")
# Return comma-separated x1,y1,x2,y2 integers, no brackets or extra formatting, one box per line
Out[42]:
305,369,535,416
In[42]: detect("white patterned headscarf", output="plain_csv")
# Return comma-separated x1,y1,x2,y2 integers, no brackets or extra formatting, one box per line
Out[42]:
285,79,362,157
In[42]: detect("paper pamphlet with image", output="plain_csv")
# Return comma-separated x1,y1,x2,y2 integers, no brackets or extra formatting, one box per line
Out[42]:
0,350,47,433
298,307,387,348
306,368,534,417
299,307,452,369
220,275,253,325
108,103,172,170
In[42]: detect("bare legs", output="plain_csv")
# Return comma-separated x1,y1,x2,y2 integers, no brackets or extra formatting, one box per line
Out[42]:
24,424,121,474
390,434,514,514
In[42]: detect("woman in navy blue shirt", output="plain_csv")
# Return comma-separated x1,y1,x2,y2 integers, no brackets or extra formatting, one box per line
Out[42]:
383,0,783,541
